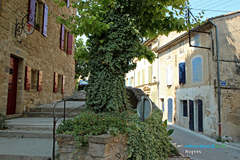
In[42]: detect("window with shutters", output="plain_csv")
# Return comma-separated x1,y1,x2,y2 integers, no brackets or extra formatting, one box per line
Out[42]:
179,62,186,84
58,74,63,93
179,41,185,55
60,24,73,55
31,69,38,90
180,100,188,117
53,73,65,94
28,0,48,36
25,66,43,91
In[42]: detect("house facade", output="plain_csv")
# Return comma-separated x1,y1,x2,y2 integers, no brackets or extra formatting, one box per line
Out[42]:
0,0,76,115
126,11,240,142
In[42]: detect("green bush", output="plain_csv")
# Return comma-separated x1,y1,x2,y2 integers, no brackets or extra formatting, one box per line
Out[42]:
57,109,173,159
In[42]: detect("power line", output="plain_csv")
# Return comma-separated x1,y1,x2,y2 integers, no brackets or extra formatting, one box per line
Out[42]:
204,0,233,11
190,0,210,8
197,0,223,10
204,1,240,17
190,8,233,13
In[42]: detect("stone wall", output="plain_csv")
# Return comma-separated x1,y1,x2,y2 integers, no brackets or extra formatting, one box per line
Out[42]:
0,0,76,115
56,134,128,160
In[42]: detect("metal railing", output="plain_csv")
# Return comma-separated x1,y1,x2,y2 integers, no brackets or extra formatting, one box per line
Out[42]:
52,93,86,160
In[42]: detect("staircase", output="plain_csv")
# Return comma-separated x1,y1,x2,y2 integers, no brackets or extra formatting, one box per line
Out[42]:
0,93,86,160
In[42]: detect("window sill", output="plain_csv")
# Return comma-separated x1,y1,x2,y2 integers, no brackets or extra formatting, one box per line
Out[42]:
180,116,188,118
28,89,38,93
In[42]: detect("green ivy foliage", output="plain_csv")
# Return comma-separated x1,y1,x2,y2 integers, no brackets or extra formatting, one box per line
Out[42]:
56,109,175,159
54,0,203,112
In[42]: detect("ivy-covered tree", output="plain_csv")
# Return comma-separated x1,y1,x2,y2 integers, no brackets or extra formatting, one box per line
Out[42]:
55,0,191,112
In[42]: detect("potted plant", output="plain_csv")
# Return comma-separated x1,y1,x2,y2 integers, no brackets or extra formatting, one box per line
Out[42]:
34,22,40,31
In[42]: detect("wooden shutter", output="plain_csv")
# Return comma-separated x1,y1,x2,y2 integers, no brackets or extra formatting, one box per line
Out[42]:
179,63,186,84
62,75,65,94
53,72,58,93
28,0,36,25
42,4,48,37
25,66,31,90
37,70,43,91
67,32,73,55
60,24,65,50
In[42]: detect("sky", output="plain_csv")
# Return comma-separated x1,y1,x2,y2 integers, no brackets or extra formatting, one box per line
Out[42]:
188,0,240,20
79,0,240,43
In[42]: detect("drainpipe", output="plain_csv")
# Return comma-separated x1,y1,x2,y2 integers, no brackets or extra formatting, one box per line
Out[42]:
209,20,221,138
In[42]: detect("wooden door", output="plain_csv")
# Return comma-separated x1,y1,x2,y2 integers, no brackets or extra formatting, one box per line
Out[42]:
198,100,203,132
7,57,19,115
189,100,194,130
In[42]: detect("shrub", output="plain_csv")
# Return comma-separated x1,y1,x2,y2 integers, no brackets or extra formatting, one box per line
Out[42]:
57,109,173,159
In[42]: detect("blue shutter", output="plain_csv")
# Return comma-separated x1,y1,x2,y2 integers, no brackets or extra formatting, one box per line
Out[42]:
179,63,186,84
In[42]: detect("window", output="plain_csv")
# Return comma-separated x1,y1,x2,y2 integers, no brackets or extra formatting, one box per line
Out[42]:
166,65,173,86
58,74,63,93
128,78,131,86
60,24,73,55
53,72,65,94
180,100,188,117
28,0,48,36
160,98,164,112
192,57,202,82
31,69,38,90
179,62,186,84
25,66,42,91
179,41,185,55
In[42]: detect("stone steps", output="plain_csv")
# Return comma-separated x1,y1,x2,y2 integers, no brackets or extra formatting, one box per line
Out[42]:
0,137,55,160
0,154,52,160
0,96,86,160
0,130,53,139
23,111,81,118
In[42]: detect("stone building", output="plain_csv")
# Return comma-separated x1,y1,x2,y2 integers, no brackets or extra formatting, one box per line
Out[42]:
126,11,240,142
0,0,76,115
125,31,184,113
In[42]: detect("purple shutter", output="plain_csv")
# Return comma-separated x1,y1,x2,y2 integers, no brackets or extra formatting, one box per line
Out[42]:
66,0,69,8
67,32,73,55
37,70,43,91
62,75,65,94
60,24,65,50
28,0,36,26
53,72,58,93
25,66,31,90
42,4,48,37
